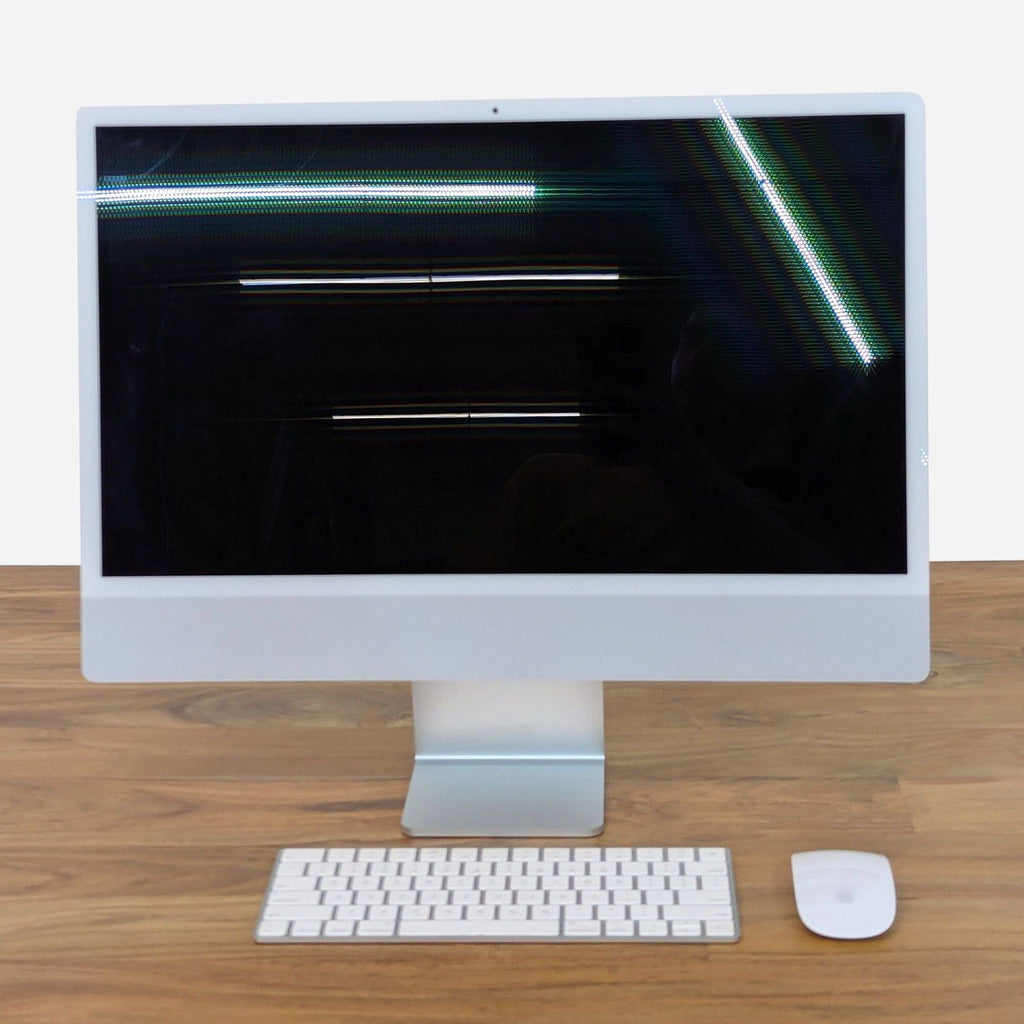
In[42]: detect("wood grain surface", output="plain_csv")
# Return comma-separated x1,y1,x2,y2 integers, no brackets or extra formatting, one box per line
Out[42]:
1,563,1022,1023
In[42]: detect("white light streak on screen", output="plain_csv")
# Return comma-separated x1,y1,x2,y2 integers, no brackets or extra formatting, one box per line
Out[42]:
714,98,874,366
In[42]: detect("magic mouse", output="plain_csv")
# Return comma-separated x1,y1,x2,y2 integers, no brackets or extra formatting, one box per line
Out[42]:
791,850,897,940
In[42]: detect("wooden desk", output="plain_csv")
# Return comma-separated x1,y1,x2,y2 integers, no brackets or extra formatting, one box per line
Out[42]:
1,563,1022,1023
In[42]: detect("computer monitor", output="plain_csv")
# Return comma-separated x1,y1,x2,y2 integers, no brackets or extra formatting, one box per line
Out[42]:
77,93,928,837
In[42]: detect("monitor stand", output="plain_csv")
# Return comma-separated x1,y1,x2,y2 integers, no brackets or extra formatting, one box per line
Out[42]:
401,679,605,837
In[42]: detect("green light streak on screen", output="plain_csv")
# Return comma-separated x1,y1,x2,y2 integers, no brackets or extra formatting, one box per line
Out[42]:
88,172,537,217
712,99,879,367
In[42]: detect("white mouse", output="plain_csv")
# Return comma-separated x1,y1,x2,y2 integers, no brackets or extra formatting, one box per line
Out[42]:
791,850,897,940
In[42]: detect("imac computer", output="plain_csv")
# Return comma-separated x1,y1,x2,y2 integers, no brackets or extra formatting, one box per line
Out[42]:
77,93,928,837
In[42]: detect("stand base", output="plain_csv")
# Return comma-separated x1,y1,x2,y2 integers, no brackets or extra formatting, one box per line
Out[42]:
401,757,605,837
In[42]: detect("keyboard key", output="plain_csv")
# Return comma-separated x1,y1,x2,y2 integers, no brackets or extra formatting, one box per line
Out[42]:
357,920,397,937
604,921,636,937
399,918,559,938
639,920,669,938
433,905,463,921
262,904,333,921
256,919,290,938
699,848,727,861
706,921,738,938
700,874,732,891
281,848,325,863
325,849,357,863
271,875,318,891
268,890,326,905
401,904,430,921
671,921,703,937
324,920,356,937
565,920,602,937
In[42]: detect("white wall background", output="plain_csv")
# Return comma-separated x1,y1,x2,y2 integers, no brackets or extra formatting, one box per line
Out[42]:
2,1,1020,563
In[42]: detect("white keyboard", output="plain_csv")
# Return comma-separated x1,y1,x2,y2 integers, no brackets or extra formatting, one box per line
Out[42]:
255,846,739,943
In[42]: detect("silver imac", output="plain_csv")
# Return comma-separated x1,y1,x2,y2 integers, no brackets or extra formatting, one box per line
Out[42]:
77,93,928,836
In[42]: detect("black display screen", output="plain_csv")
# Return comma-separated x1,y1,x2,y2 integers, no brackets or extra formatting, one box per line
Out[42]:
96,114,906,575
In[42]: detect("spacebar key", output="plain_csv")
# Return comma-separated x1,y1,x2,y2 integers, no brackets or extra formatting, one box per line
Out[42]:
398,918,560,939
